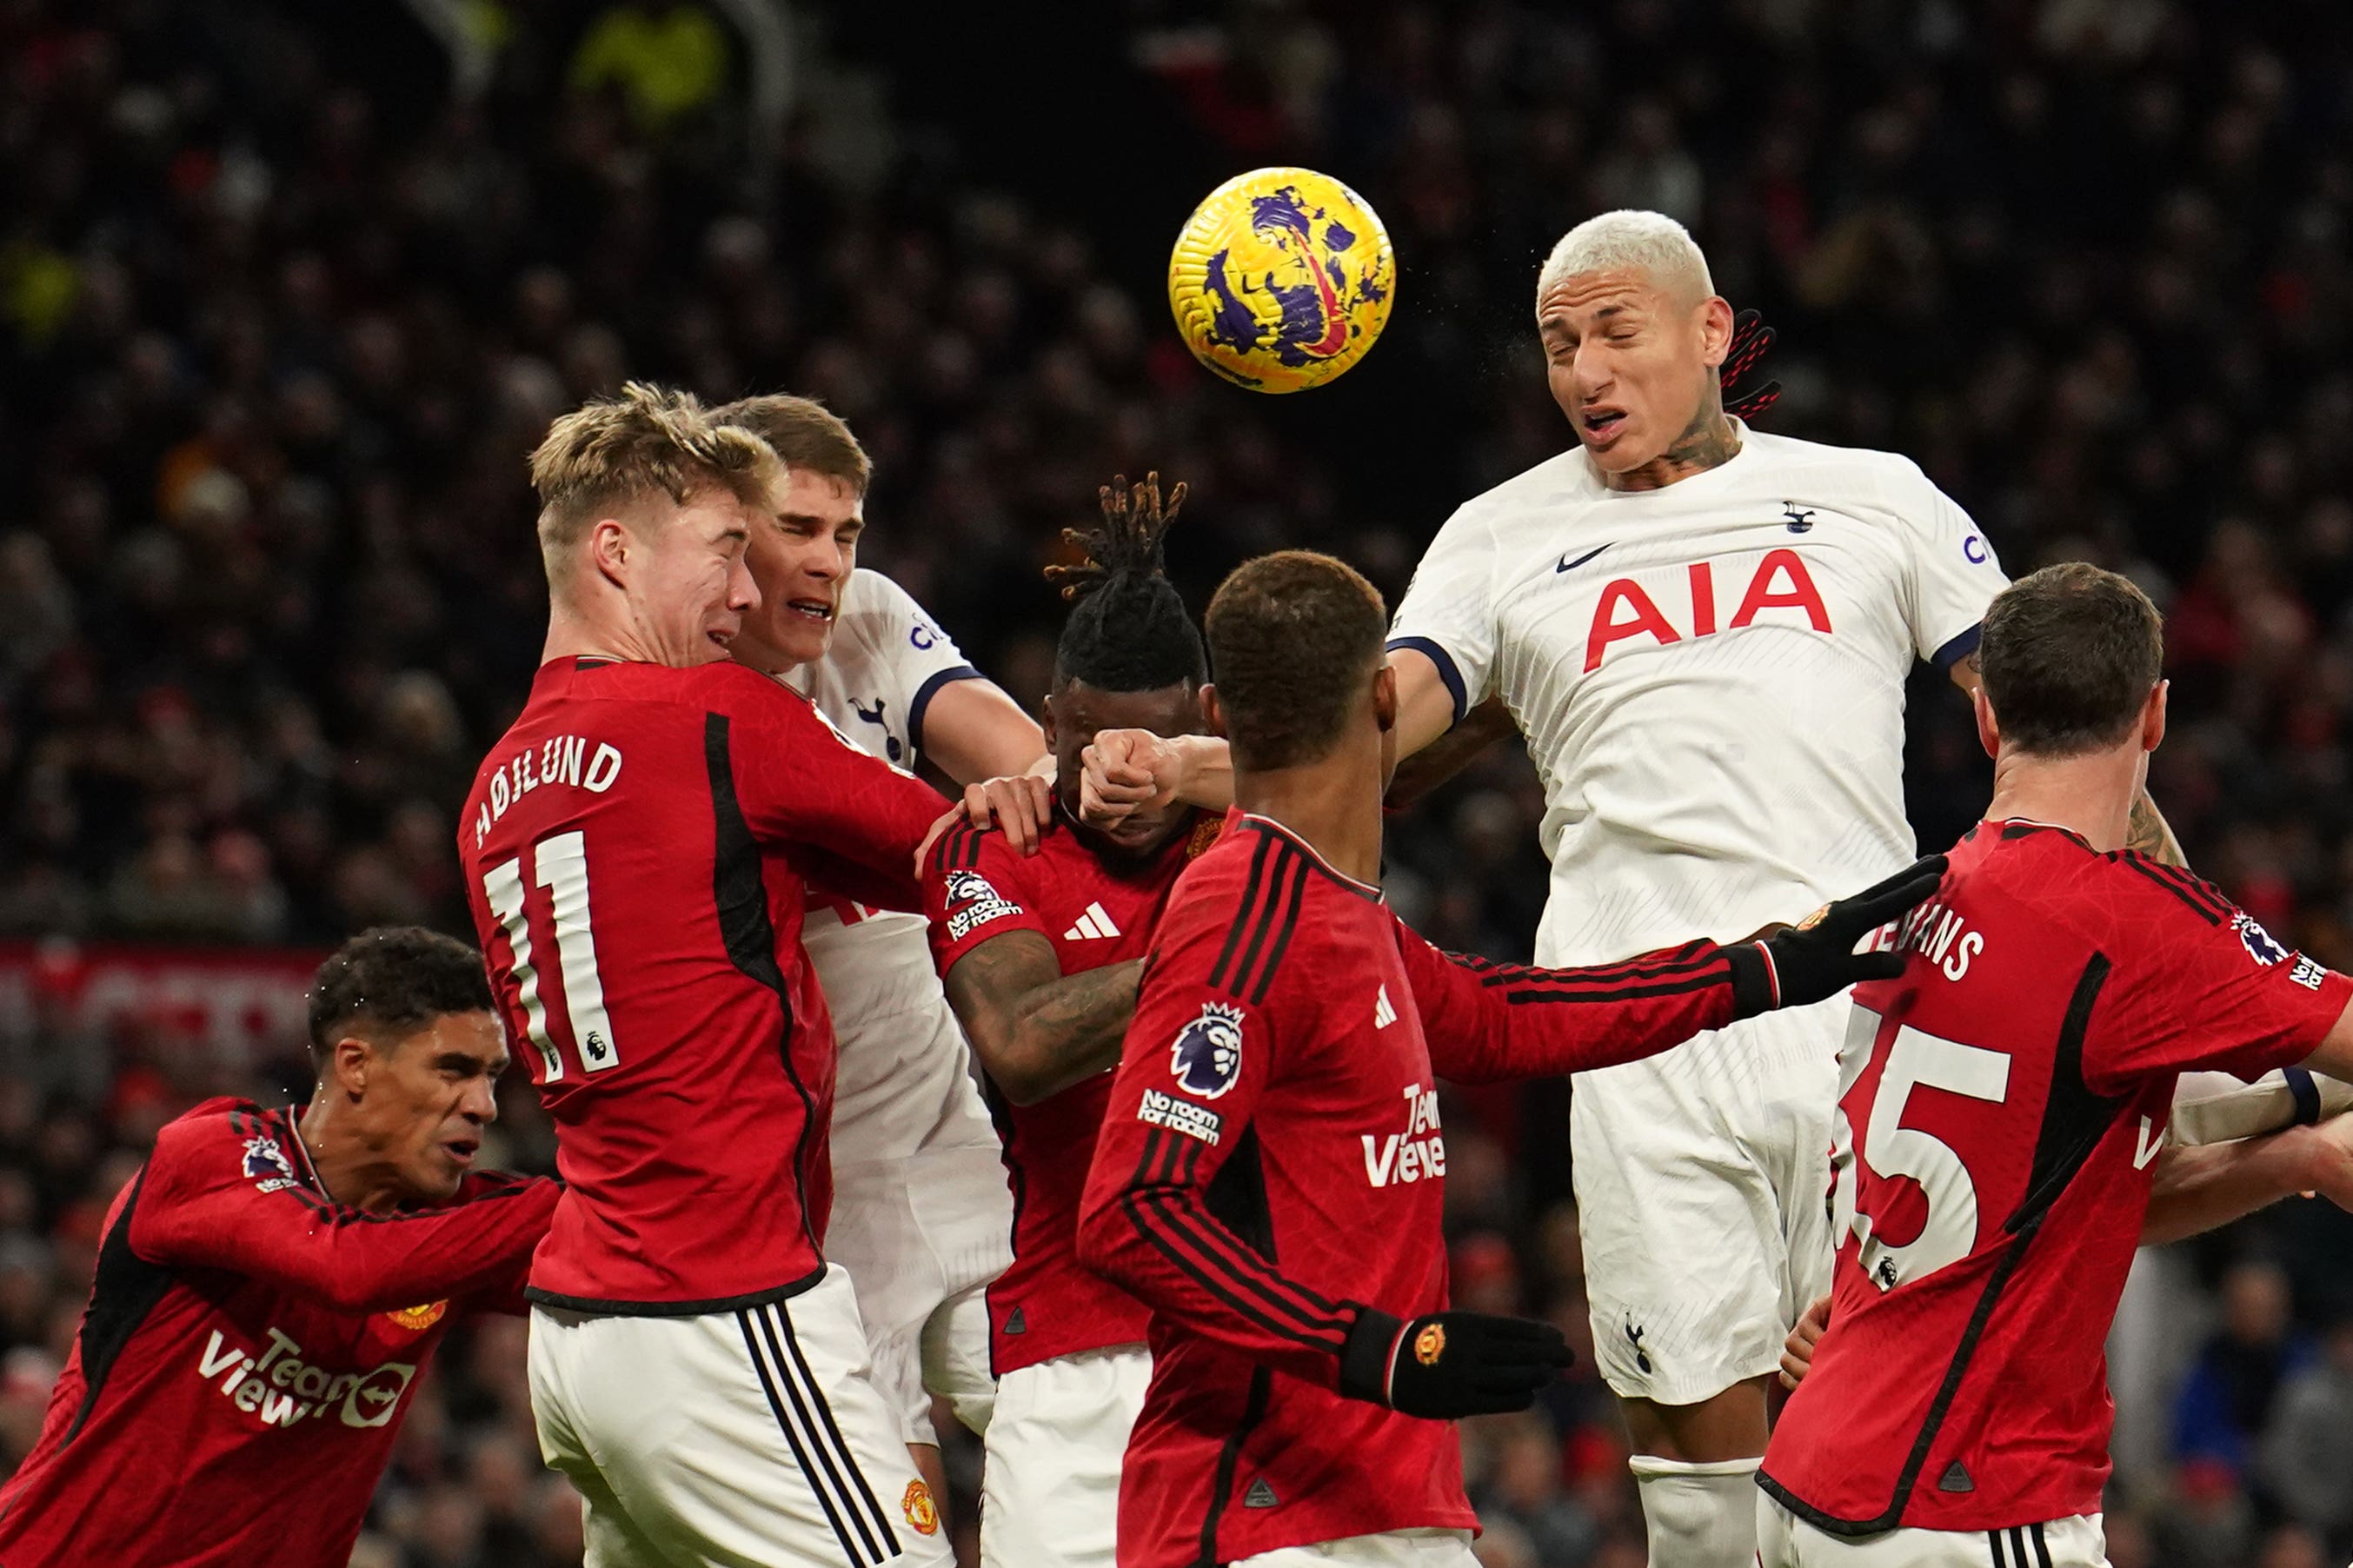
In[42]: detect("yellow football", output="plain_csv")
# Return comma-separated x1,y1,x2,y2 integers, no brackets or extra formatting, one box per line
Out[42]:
1167,167,1397,394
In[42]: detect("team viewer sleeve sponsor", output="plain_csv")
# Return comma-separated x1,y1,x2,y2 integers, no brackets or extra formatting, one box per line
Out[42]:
1078,916,1363,1391
2082,858,2353,1093
1398,919,1745,1083
1882,457,2006,668
728,673,949,912
130,1113,559,1316
1387,503,1501,727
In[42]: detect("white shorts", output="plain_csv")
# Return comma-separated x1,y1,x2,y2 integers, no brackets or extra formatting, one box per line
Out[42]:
1572,1000,1841,1403
1758,1495,2109,1566
528,1266,954,1568
978,1345,1149,1568
831,1139,1013,1445
1230,1529,1478,1567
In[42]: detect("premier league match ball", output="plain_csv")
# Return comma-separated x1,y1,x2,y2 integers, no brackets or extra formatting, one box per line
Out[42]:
1167,167,1396,394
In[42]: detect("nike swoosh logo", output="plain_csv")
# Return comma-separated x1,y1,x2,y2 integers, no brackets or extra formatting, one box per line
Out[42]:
1557,543,1612,573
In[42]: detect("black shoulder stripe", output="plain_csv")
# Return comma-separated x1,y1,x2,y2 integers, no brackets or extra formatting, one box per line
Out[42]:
1242,853,1311,1006
2144,860,2234,921
2112,854,2223,926
1207,830,1278,990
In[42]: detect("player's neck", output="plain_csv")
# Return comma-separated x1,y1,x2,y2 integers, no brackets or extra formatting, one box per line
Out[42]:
296,1092,406,1215
541,600,661,666
1984,750,2142,854
1597,401,1741,494
1233,755,1386,886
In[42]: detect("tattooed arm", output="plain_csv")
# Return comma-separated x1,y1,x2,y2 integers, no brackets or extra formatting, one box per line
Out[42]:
942,932,1143,1106
1949,649,2187,866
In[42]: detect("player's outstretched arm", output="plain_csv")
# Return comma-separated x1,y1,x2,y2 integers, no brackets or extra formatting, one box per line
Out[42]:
925,681,1055,856
1079,649,1460,830
2142,1114,2353,1246
132,1125,560,1315
1407,856,1946,1082
1382,695,1518,813
941,932,1142,1106
738,681,951,908
1079,959,1569,1419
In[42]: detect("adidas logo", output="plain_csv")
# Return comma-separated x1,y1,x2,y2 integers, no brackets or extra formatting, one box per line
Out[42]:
1373,984,1397,1028
1243,1477,1279,1509
1937,1460,1972,1493
1002,1307,1026,1336
1064,902,1120,941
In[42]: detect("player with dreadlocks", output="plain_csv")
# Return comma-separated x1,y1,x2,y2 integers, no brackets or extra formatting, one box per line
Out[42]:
921,473,1223,1568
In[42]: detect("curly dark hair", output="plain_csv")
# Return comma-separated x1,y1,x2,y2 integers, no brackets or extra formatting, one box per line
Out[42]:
306,927,495,1062
1047,471,1207,694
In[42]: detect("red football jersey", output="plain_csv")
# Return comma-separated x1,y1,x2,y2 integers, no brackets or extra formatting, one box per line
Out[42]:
923,808,1220,1373
0,1100,555,1567
458,656,944,1310
1762,821,2353,1535
1080,811,1759,1568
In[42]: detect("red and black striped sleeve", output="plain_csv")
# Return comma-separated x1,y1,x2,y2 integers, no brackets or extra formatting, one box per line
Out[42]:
1399,919,1754,1085
1078,840,1366,1388
130,1106,561,1316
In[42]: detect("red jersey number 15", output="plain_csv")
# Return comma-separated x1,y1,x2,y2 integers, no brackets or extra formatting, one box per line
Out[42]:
1831,1003,2011,1294
481,830,621,1083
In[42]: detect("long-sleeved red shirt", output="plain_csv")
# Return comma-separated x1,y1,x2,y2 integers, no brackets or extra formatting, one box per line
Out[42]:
1080,811,1760,1567
459,656,945,1311
0,1099,557,1567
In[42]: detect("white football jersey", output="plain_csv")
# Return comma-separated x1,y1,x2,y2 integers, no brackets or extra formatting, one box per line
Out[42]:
783,568,996,1159
1390,423,2006,967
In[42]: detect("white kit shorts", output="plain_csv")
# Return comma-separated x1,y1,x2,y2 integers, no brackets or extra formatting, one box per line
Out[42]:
529,1264,954,1568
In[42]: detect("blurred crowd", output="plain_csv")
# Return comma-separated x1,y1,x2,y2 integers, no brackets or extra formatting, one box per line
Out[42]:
4,0,2353,1563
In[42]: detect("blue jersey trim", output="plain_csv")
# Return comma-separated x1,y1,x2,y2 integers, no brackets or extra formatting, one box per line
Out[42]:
907,665,984,760
1385,637,1468,728
1931,623,1983,670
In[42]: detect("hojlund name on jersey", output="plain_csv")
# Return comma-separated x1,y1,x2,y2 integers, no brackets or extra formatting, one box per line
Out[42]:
473,734,624,847
196,1325,416,1431
1137,1088,1222,1146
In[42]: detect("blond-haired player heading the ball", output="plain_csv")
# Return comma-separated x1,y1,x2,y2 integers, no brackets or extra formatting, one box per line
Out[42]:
1083,209,2185,1567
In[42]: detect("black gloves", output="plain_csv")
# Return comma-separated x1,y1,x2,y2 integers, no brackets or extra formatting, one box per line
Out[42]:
1339,1306,1572,1419
1728,854,1950,1018
1721,307,1782,422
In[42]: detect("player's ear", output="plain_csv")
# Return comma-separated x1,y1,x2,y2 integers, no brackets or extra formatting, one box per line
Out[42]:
588,517,631,586
1040,694,1060,750
1373,663,1399,733
1698,294,1733,369
1200,683,1227,740
329,1035,373,1100
1971,681,2000,761
2144,679,2168,754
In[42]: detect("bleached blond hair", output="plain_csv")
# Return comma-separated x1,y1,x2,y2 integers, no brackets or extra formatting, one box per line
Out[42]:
1537,209,1715,303
528,382,783,588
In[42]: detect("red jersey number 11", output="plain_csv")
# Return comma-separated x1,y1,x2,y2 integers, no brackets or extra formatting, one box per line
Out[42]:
481,829,621,1082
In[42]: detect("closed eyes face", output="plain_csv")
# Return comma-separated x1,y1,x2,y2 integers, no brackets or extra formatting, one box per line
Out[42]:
1537,268,1715,474
627,495,760,666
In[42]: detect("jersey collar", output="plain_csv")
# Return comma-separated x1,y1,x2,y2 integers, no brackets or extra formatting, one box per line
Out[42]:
1235,811,1384,903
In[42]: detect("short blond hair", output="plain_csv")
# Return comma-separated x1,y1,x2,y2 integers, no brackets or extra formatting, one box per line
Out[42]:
528,382,783,584
1538,209,1714,302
